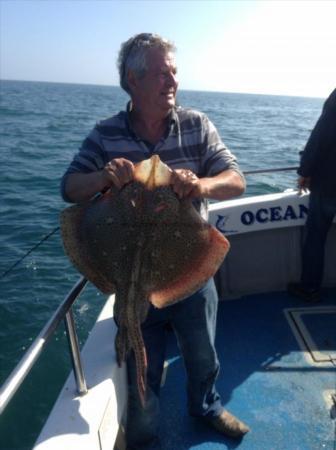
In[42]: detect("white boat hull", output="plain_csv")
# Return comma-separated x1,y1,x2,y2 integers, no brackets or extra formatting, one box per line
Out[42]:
34,190,336,449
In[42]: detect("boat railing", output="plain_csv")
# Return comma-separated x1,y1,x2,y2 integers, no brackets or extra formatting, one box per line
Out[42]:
244,166,298,175
0,276,89,415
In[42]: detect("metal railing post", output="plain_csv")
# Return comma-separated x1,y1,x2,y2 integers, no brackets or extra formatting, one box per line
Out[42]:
64,307,88,395
0,276,88,415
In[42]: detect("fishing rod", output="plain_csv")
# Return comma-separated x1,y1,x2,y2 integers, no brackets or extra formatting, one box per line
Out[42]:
0,227,60,279
0,166,299,279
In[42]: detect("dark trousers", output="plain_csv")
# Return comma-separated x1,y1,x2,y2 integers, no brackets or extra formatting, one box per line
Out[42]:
125,278,223,450
301,191,336,289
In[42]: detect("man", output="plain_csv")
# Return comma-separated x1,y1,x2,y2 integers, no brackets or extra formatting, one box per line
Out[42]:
288,88,336,302
61,33,248,449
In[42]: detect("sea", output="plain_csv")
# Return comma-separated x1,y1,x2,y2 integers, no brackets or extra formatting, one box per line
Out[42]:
0,79,324,449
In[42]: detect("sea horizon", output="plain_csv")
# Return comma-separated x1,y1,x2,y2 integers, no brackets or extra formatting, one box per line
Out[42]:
1,78,326,100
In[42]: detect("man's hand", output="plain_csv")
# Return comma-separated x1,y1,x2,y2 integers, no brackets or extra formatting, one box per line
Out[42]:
102,158,135,190
170,169,201,199
170,168,245,201
298,176,311,194
64,158,135,203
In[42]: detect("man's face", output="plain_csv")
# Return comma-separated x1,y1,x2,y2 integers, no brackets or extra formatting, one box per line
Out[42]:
131,48,178,113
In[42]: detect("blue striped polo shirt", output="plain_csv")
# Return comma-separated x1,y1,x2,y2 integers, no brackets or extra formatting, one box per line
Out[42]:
61,104,243,217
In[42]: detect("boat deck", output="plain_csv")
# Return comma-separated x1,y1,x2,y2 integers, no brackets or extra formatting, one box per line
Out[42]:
158,289,336,450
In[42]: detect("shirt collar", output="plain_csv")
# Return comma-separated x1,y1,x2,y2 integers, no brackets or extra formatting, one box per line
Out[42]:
125,101,177,133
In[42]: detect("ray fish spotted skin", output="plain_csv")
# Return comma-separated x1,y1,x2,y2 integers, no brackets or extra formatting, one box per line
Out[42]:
60,155,230,405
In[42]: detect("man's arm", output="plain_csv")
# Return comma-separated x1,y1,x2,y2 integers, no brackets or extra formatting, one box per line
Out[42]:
197,169,245,200
63,158,135,203
298,108,332,179
171,169,245,201
63,171,108,203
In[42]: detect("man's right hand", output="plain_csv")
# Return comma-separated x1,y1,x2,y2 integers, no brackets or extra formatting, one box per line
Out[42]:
298,176,311,194
64,158,135,203
102,158,135,190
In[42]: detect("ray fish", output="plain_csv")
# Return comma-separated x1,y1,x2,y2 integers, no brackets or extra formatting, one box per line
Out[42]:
60,155,230,405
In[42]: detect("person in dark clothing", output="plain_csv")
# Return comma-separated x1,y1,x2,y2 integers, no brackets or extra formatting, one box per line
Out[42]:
288,88,336,302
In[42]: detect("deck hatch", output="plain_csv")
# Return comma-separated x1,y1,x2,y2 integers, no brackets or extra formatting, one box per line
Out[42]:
285,307,336,363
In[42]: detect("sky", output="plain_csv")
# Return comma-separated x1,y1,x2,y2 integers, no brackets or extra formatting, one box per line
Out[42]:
1,0,335,98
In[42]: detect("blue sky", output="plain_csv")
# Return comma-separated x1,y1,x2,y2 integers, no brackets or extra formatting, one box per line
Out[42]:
1,0,335,98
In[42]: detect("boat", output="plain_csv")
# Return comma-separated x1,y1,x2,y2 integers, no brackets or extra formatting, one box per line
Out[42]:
1,187,335,450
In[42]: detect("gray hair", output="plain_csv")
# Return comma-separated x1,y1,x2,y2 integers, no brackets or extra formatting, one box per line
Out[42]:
117,33,176,95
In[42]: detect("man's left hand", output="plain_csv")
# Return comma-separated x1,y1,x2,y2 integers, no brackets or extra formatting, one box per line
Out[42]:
171,169,201,199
